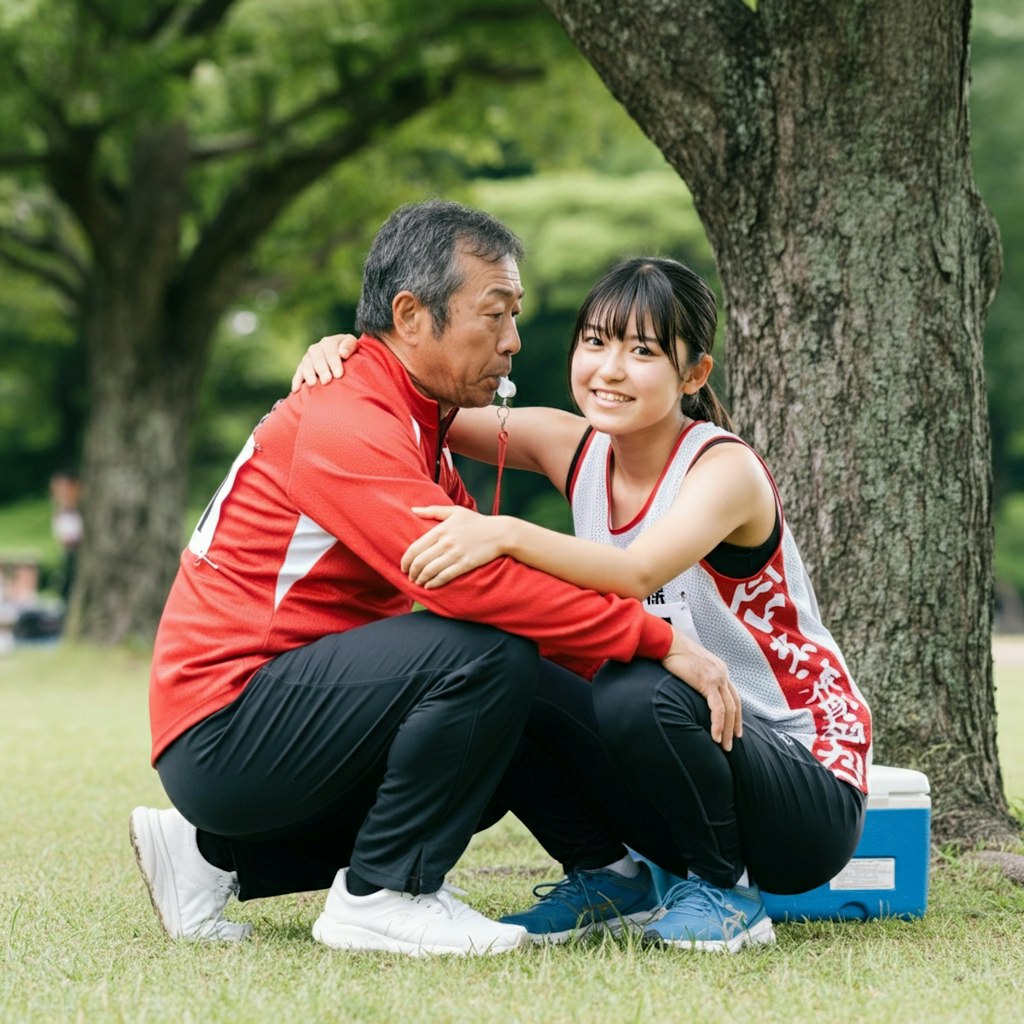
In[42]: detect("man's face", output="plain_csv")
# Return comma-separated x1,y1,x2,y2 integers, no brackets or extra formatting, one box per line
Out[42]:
418,250,523,412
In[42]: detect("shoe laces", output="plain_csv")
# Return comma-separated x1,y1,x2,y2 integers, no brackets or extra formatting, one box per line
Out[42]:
660,878,698,910
201,874,241,928
212,875,240,899
410,885,472,920
188,873,247,940
531,871,597,909
432,888,461,918
660,878,749,931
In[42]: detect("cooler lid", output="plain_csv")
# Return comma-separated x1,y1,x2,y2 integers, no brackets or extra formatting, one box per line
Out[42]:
868,763,930,795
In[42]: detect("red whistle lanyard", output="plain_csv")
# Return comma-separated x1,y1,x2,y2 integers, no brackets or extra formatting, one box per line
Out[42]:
492,404,510,516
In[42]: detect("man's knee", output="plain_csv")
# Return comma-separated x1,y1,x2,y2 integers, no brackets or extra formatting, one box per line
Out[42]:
440,619,538,702
484,629,539,704
496,630,539,676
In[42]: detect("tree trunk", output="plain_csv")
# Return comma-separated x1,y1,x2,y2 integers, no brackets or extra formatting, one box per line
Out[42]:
545,0,1017,843
66,316,198,645
64,125,206,645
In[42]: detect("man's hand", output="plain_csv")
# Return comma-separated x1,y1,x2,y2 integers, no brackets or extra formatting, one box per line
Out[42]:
290,334,360,392
660,630,743,751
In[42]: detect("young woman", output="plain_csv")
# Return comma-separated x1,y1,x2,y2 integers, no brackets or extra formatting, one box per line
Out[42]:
294,257,872,952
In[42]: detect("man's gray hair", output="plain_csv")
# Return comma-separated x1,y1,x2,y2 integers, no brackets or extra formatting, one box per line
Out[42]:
355,199,524,337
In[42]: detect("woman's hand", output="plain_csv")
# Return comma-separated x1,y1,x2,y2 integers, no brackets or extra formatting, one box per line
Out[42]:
402,506,511,588
661,630,743,751
290,334,359,392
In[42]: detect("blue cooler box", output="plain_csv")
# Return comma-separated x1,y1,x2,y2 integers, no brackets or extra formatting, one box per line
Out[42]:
762,764,931,921
638,764,930,922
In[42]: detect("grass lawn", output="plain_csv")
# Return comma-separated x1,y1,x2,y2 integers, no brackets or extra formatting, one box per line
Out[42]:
997,645,1024,820
1,643,1022,1024
0,498,61,597
0,497,56,560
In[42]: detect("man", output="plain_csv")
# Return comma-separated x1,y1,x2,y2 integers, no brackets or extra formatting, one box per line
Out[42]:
131,199,691,957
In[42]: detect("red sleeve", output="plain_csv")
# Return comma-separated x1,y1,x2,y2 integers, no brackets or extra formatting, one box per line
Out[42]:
289,386,673,666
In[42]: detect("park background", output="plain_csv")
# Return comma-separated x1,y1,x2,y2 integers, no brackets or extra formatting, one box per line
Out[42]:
1,1,1023,1020
2,0,1023,620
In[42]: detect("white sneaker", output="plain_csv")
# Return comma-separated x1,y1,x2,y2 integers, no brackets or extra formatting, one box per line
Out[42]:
129,806,252,941
312,868,527,957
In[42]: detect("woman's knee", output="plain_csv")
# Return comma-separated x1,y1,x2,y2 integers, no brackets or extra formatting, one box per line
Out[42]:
594,661,709,752
591,661,662,753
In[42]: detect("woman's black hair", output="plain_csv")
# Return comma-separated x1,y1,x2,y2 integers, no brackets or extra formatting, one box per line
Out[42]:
568,257,732,430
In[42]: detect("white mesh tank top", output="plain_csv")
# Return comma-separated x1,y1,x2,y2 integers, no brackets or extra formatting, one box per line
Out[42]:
570,421,872,792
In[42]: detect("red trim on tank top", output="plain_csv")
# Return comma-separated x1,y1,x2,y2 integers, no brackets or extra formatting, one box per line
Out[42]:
607,420,704,535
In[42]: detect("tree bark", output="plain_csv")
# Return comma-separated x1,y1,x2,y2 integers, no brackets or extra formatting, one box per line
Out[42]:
544,0,1017,843
66,322,199,645
65,125,200,643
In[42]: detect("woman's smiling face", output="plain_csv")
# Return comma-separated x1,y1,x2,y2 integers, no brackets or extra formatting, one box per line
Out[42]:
569,309,689,436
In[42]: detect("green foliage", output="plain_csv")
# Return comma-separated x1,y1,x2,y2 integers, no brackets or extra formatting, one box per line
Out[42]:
995,494,1024,596
477,170,715,308
180,19,720,513
974,0,1024,495
0,496,58,567
522,490,574,534
460,167,722,519
0,0,595,507
972,0,1024,611
0,261,78,502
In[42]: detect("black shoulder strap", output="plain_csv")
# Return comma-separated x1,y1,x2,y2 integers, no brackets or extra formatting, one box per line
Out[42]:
565,426,595,500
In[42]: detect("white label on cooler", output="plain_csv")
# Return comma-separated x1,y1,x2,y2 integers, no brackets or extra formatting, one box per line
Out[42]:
828,857,896,891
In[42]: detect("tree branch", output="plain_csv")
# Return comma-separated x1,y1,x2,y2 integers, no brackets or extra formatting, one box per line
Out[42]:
187,82,357,164
146,0,239,76
181,0,239,37
181,0,550,165
540,0,760,187
188,56,541,165
43,135,119,254
417,0,559,33
188,134,261,162
174,59,478,351
0,240,83,305
7,58,117,249
139,1,181,40
0,151,48,170
2,221,87,284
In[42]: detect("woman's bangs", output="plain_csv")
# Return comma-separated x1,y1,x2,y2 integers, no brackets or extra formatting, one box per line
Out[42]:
584,271,677,353
586,296,640,344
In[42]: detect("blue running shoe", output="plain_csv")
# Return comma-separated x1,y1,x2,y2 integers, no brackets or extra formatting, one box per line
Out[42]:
500,863,659,943
643,877,775,952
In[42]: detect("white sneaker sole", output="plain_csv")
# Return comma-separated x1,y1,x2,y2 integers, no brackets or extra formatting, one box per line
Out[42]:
312,914,527,957
648,915,776,953
519,908,657,945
